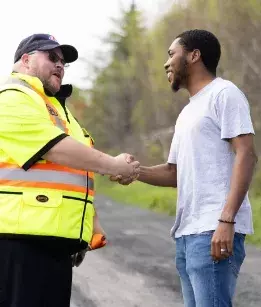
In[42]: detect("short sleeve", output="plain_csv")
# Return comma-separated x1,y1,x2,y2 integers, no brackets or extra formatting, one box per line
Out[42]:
215,86,255,139
0,90,68,170
167,132,177,164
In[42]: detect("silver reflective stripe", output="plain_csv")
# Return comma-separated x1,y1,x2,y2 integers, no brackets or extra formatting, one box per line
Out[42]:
5,77,30,88
4,78,66,132
55,119,66,132
45,104,66,132
0,78,95,191
88,177,94,190
0,168,94,190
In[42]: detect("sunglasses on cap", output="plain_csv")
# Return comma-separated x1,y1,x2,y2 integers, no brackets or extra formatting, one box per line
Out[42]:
28,50,70,68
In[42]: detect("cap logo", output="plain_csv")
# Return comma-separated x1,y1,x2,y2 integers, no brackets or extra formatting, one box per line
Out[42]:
48,35,57,42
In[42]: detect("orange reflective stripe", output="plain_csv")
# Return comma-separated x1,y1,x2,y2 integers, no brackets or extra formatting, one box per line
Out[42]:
0,163,17,168
88,172,94,179
45,101,68,133
0,180,94,195
0,168,94,190
29,84,69,134
46,105,57,125
5,78,69,134
45,101,69,133
31,163,87,175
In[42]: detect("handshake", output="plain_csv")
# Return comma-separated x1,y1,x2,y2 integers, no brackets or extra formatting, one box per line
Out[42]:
111,153,140,185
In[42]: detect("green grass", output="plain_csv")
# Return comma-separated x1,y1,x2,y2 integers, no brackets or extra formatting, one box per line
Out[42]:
95,175,177,216
95,175,261,246
247,197,261,246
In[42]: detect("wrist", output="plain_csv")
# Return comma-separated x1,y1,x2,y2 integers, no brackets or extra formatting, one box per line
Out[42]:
110,157,119,177
98,155,118,176
137,166,147,182
220,210,235,223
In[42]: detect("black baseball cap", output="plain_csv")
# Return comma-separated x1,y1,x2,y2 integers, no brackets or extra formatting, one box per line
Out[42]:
14,33,78,64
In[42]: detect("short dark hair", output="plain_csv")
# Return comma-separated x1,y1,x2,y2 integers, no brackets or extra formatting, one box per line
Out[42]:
176,29,221,75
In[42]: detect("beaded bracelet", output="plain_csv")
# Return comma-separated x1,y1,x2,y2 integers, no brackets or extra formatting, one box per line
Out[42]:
218,219,236,224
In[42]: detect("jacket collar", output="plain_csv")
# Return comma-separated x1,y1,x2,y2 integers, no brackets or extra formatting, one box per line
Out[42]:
11,72,72,105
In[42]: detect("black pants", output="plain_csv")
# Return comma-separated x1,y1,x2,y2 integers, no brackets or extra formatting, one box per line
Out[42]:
0,238,72,307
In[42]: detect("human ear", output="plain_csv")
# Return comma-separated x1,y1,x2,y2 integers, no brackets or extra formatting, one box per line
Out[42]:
191,49,201,63
21,54,30,68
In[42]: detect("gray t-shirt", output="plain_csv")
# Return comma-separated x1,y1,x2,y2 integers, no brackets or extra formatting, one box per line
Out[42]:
168,78,254,238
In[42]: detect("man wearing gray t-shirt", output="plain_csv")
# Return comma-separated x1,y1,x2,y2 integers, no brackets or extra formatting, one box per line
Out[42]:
112,29,257,307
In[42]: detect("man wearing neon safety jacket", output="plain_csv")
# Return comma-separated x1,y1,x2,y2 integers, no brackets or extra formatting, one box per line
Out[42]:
0,33,140,307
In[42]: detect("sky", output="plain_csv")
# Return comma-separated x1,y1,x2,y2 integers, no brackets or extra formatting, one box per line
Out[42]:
2,0,173,89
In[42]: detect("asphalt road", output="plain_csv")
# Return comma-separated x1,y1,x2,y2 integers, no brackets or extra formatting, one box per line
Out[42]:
71,195,261,307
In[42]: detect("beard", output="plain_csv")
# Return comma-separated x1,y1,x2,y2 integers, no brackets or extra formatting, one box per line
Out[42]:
171,57,188,93
42,77,60,95
30,66,60,95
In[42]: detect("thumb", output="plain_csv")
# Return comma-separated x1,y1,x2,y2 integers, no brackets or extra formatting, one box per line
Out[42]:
126,155,134,164
110,175,122,182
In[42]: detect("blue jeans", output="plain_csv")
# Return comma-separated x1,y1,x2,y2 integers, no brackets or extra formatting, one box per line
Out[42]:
175,232,246,307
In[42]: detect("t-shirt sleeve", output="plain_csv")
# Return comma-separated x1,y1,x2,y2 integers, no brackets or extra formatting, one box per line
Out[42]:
0,90,68,170
215,86,255,140
167,132,177,164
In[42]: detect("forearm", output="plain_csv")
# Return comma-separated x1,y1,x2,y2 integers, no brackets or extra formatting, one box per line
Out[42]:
43,136,117,176
221,152,257,221
138,163,177,187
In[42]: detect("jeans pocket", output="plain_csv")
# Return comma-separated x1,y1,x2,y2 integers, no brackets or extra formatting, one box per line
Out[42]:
228,234,246,277
228,256,240,277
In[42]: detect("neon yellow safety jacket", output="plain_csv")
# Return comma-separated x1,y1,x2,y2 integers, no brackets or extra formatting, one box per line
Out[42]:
0,73,95,244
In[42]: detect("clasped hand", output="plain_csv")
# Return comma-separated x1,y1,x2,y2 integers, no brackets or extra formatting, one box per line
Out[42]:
111,153,140,185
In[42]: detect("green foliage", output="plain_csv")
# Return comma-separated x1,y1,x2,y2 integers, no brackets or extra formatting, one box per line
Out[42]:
74,0,261,160
95,175,177,216
147,142,165,164
250,163,261,199
85,4,150,152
